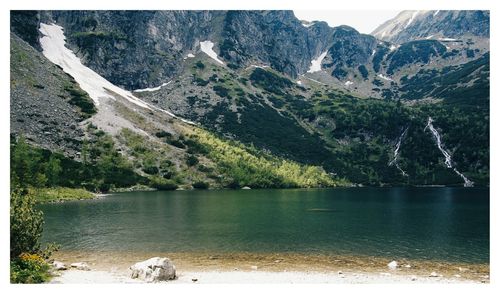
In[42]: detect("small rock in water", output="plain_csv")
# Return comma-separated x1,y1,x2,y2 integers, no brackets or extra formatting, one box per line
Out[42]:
53,261,67,270
429,272,439,277
387,260,398,270
250,265,258,270
192,278,198,282
234,267,239,271
241,186,251,190
411,275,417,281
70,262,90,271
337,271,343,275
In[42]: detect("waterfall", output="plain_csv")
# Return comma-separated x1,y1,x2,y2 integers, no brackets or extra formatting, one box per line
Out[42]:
388,126,409,177
424,117,474,187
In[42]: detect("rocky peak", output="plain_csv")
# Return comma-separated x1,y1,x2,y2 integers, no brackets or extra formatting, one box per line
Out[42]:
372,10,489,43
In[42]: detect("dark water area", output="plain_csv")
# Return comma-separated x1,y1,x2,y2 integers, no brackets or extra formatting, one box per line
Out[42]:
39,187,489,264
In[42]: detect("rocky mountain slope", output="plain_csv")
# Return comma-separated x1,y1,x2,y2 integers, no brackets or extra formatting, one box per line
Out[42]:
372,10,490,44
10,10,490,188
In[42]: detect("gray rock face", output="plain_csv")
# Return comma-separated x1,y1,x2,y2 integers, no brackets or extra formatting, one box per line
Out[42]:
40,10,489,101
323,26,378,78
10,33,87,158
48,11,224,90
130,257,176,282
41,11,378,89
372,10,490,44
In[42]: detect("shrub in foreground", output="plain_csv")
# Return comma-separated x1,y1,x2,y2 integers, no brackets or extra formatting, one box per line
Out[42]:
10,253,51,284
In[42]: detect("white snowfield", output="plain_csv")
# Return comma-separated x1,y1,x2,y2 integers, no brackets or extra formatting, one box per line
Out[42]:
307,51,328,73
377,74,393,82
187,53,195,58
134,81,171,93
301,21,317,28
40,23,149,108
39,23,194,125
389,44,398,51
199,41,224,65
249,64,270,69
344,81,353,86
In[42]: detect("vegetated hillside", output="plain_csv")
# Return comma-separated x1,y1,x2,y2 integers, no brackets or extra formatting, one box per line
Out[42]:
137,53,489,186
10,10,490,189
10,27,343,193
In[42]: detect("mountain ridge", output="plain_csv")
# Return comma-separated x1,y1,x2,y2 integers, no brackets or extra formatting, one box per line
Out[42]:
10,10,490,188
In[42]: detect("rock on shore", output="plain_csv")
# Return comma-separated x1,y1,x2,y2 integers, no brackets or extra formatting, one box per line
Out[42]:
129,257,176,282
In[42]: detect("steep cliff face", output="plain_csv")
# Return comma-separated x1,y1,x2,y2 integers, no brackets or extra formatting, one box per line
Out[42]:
372,10,490,44
47,11,225,89
39,10,489,101
43,11,385,89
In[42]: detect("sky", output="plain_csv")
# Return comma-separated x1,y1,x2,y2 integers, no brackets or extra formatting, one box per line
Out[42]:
293,10,401,34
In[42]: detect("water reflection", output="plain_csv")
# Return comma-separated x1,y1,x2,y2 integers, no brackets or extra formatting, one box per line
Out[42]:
39,187,489,263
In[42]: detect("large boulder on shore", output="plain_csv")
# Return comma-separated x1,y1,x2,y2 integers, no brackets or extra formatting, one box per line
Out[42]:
129,257,176,282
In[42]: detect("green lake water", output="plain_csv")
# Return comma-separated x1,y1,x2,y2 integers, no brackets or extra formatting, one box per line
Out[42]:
39,187,489,263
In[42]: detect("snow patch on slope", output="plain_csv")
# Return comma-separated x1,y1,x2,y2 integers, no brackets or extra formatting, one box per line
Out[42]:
439,37,459,42
307,51,328,73
378,74,393,81
134,81,171,93
199,41,224,65
344,81,353,87
39,23,194,125
301,20,317,28
39,23,150,108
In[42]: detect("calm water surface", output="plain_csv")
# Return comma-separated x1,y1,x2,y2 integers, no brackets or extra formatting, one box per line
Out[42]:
39,187,489,263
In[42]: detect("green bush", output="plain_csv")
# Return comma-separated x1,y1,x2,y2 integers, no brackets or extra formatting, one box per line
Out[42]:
35,187,95,203
195,61,205,69
10,188,43,258
10,188,55,283
192,181,209,189
186,155,199,166
149,176,178,190
10,253,51,284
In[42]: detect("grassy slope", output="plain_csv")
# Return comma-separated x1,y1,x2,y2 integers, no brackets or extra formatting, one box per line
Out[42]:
34,187,95,203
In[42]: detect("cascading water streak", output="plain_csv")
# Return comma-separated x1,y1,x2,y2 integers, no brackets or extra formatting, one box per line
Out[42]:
389,126,409,177
424,117,474,187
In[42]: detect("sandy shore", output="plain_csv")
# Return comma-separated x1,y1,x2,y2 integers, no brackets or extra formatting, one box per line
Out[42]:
47,251,489,284
49,269,485,284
